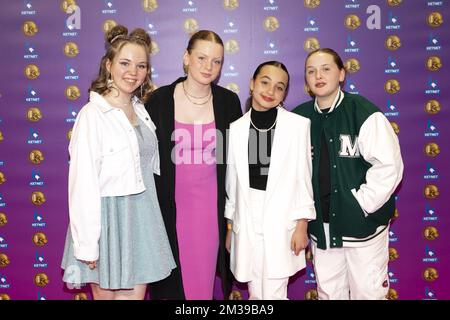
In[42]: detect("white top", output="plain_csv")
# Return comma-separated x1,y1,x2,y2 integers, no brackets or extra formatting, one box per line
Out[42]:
68,91,159,261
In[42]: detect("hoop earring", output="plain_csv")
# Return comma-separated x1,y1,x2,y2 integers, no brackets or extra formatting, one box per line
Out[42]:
107,73,113,89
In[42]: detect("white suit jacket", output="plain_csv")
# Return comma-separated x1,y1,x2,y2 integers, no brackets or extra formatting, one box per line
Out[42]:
225,107,316,281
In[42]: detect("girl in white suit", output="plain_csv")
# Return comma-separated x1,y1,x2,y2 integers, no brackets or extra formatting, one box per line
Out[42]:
225,61,316,299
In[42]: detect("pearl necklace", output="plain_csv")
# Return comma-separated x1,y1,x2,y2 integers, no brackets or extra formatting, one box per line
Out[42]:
249,108,277,133
182,81,212,105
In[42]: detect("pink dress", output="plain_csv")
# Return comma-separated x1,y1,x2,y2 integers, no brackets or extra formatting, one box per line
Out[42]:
174,120,219,299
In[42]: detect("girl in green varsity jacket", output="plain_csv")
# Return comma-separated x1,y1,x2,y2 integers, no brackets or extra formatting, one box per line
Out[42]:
293,48,403,300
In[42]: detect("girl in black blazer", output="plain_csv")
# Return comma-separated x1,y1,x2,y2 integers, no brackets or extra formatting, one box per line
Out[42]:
145,30,242,299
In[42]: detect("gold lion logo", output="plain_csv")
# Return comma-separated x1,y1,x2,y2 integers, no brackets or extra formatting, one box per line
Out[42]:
34,273,49,287
387,0,402,7
29,149,44,164
305,288,319,300
389,247,399,261
225,39,240,54
386,35,401,50
390,122,399,135
24,64,40,80
67,128,73,141
226,83,240,94
31,192,46,206
304,37,320,52
64,42,79,58
424,100,441,115
0,253,10,268
423,226,439,240
393,208,399,219
304,0,320,9
229,290,242,300
141,0,158,12
345,58,360,73
424,184,439,199
27,107,43,122
424,142,440,157
0,213,8,227
386,288,398,300
0,294,10,300
0,131,3,142
23,21,38,36
305,249,313,262
66,85,81,100
0,172,5,185
423,268,439,281
33,232,48,246
61,0,77,13
223,0,239,10
428,12,443,28
184,18,199,35
150,41,159,56
345,14,361,30
74,293,89,300
385,79,400,94
103,19,117,34
426,56,442,72
263,16,280,32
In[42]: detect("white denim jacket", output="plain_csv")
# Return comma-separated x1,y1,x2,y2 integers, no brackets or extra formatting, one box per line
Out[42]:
68,91,160,261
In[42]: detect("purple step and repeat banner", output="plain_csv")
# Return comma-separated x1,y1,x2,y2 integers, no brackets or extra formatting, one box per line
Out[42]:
0,0,448,300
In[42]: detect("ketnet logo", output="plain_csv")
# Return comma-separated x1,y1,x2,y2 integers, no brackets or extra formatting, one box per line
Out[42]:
102,0,117,14
427,33,441,51
423,245,438,263
24,42,38,59
21,1,36,15
345,0,360,9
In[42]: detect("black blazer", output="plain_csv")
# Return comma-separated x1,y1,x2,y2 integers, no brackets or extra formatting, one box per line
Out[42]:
145,77,242,299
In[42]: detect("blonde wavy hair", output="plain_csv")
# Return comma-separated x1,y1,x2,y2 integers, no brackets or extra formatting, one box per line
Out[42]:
89,25,154,103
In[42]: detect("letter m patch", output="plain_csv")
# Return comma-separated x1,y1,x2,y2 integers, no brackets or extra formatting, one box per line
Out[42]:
339,134,360,158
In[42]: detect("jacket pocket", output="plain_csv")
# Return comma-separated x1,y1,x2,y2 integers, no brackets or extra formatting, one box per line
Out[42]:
100,144,130,177
350,188,369,218
102,144,128,157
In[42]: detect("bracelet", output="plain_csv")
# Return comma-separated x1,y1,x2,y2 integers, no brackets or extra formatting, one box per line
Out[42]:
227,223,232,230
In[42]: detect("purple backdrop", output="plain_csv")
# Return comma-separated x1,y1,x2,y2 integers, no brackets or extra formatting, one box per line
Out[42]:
0,0,448,300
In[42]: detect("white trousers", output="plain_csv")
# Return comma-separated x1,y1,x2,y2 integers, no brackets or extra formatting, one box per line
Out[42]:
311,223,390,300
247,188,289,300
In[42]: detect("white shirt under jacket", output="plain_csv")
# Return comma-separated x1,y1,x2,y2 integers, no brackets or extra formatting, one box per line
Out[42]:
68,91,160,261
225,107,316,281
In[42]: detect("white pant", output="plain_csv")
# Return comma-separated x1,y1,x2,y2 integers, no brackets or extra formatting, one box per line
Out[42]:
311,223,390,300
247,188,289,300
